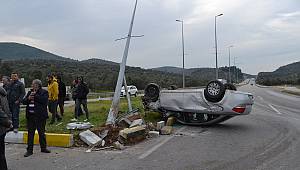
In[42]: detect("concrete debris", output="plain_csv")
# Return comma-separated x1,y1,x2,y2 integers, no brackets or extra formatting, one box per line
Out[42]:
67,122,93,130
166,117,175,126
127,113,142,122
160,126,173,135
129,119,144,128
118,118,132,128
113,141,125,150
99,129,109,139
147,122,156,131
148,131,160,138
92,146,115,151
101,140,106,147
79,130,102,146
119,126,144,139
119,126,146,144
156,121,165,130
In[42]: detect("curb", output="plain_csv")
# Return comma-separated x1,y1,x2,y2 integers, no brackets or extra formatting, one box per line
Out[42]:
5,131,73,147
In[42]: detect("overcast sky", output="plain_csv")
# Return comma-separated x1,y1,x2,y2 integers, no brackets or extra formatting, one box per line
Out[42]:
0,0,299,74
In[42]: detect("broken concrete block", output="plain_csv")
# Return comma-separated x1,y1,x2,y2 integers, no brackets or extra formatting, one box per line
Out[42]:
113,141,125,150
119,126,146,144
129,119,144,128
156,121,165,130
148,131,160,138
147,122,156,131
127,113,142,122
99,129,109,139
119,126,145,139
118,118,132,128
166,117,175,126
79,130,102,146
160,126,173,135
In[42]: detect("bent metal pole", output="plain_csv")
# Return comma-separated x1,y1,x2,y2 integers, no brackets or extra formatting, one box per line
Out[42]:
106,0,138,125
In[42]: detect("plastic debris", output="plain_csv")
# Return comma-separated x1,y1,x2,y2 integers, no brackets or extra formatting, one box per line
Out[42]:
67,122,93,130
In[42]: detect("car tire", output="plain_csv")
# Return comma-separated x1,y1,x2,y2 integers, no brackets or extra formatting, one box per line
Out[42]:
204,80,226,102
144,83,160,102
224,83,237,91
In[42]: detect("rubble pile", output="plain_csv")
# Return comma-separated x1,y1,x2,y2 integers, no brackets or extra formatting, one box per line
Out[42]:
77,110,177,151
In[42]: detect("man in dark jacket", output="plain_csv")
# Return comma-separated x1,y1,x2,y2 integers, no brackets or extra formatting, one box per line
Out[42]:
74,77,89,121
57,75,66,116
23,79,50,157
8,73,25,133
0,86,12,170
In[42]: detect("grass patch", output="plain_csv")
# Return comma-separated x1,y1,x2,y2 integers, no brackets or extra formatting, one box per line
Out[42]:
19,97,161,134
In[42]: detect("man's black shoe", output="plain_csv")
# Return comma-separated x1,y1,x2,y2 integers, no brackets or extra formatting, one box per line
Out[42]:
24,151,33,157
41,148,51,153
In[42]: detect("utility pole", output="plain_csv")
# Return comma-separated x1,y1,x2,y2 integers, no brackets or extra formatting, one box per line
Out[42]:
228,45,233,83
176,19,185,88
106,0,139,125
214,13,223,80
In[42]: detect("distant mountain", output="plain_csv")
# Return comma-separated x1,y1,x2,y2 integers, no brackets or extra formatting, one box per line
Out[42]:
243,73,256,79
0,42,247,90
152,66,244,83
256,61,300,85
0,42,72,61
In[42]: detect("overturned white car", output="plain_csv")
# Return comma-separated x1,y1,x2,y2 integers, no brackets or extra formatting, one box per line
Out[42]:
142,80,254,125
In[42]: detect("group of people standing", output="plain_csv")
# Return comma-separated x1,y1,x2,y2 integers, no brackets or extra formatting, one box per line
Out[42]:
0,73,90,169
0,73,26,169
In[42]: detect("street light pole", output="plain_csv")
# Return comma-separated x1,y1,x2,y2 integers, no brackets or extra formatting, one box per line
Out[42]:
176,19,185,88
233,56,236,83
106,0,138,125
228,45,233,83
214,13,223,80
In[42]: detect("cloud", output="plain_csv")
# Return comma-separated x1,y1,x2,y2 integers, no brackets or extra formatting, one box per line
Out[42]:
0,0,299,75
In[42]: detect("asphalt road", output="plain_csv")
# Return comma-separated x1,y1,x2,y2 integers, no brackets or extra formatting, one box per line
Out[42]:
5,82,300,170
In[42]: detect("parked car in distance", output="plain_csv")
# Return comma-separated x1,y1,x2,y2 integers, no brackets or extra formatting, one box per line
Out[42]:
121,85,138,97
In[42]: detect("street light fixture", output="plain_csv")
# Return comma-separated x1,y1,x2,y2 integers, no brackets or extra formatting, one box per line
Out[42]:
176,19,185,88
214,13,223,80
228,45,234,83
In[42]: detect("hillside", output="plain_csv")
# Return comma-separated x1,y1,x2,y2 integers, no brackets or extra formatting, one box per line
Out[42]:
0,59,185,90
152,66,244,83
0,43,245,90
0,42,72,61
256,61,300,85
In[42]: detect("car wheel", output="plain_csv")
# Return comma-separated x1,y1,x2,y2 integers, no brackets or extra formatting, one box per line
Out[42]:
204,80,225,102
224,83,237,91
144,83,160,102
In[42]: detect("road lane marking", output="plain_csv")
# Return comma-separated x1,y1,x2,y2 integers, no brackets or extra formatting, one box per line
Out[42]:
258,96,263,100
138,126,186,160
268,104,282,114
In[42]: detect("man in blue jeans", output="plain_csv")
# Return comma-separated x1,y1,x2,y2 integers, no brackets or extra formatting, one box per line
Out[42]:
8,73,25,133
